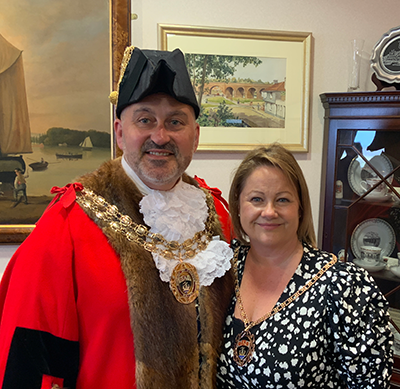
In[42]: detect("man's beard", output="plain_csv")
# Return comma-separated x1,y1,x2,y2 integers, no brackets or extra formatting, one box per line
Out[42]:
134,139,191,188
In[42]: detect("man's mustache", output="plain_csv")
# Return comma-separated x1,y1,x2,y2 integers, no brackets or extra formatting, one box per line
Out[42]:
141,140,177,155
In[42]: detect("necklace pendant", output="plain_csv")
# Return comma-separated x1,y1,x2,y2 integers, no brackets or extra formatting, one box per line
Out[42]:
170,262,200,304
233,330,255,367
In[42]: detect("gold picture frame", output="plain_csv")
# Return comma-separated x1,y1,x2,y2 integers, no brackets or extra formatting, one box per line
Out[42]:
0,0,131,244
159,24,312,153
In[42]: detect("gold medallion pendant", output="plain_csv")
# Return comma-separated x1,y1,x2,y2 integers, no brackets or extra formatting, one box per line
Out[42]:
170,262,200,304
233,330,255,367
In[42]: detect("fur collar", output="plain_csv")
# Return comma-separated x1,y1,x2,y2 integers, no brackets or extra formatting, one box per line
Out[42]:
78,158,233,388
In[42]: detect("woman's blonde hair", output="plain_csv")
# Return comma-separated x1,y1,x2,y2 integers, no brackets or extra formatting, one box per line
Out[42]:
229,143,316,246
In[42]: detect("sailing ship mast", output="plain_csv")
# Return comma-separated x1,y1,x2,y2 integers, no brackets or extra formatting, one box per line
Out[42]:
79,136,93,150
0,33,32,185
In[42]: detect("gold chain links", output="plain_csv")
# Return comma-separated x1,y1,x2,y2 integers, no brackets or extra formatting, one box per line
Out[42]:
76,188,216,261
233,247,337,332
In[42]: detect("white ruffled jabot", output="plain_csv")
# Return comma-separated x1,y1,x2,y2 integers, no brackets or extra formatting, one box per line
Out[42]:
140,180,232,286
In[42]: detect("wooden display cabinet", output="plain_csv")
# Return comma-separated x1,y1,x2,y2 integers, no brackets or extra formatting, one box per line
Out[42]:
320,91,400,387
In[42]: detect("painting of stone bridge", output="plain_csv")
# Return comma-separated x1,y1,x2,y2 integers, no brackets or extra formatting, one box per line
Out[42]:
185,53,286,128
202,81,277,99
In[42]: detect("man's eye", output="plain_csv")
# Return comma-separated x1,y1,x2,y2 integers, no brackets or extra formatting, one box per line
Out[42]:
139,118,151,124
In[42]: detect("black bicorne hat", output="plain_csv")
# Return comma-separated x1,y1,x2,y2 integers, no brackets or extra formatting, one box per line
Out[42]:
110,47,200,119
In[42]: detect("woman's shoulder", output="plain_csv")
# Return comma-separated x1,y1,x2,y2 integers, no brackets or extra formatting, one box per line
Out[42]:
231,241,250,276
304,243,363,272
302,243,333,265
231,240,249,255
300,244,389,320
302,243,379,290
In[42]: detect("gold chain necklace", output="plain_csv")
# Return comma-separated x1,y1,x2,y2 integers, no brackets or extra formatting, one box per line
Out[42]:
232,247,337,366
76,188,216,304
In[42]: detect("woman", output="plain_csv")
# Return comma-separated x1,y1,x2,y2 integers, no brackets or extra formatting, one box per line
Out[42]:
217,144,393,388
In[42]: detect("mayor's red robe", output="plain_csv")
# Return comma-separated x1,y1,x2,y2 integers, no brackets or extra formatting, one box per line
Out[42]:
0,158,233,389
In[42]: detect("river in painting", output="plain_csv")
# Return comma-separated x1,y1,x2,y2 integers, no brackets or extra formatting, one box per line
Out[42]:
0,144,112,225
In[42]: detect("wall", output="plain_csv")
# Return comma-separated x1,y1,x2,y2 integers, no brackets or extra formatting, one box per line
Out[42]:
1,0,399,270
0,246,17,278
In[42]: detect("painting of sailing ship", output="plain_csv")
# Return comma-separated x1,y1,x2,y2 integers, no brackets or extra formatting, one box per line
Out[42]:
80,136,93,151
0,0,111,226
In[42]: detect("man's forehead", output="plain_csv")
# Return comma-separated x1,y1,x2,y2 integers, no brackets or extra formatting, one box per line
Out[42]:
126,93,196,116
136,93,186,105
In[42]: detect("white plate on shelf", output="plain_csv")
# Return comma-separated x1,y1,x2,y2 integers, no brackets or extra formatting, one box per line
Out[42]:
364,192,393,202
350,218,396,259
353,258,386,272
348,154,393,196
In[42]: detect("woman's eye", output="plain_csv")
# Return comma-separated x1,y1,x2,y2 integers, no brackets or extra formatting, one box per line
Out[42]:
277,197,289,203
250,197,263,203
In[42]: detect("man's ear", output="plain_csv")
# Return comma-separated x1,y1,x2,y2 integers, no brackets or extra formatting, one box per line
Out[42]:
114,119,124,151
193,122,200,152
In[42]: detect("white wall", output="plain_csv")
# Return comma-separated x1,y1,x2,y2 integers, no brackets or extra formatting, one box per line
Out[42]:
1,0,399,270
0,245,17,278
130,0,400,239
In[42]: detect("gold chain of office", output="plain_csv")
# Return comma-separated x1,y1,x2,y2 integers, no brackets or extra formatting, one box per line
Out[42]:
76,188,217,304
232,247,337,366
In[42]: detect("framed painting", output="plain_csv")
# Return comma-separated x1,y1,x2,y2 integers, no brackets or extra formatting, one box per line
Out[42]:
159,24,312,152
0,0,131,243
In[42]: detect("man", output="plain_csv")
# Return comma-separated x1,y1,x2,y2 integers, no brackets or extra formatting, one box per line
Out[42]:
13,168,28,205
0,47,233,388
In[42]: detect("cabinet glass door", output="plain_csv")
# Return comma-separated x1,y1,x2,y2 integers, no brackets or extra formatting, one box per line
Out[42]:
332,128,400,355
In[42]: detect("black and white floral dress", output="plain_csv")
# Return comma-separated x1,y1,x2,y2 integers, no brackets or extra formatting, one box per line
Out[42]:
217,243,394,388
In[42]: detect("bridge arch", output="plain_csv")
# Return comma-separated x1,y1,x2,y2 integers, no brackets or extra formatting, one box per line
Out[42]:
246,87,256,99
236,87,245,98
225,87,233,99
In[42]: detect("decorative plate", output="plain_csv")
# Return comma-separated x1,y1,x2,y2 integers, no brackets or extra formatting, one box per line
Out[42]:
351,218,396,259
348,154,393,196
371,25,400,84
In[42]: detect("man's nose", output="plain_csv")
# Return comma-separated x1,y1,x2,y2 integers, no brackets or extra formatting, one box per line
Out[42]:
150,124,170,145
